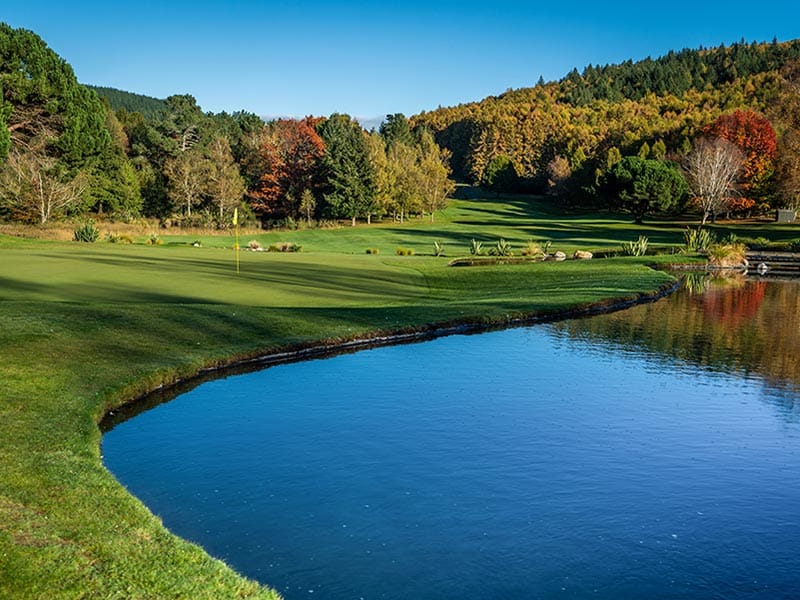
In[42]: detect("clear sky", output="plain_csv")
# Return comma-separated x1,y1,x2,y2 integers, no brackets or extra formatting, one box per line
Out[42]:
3,1,798,120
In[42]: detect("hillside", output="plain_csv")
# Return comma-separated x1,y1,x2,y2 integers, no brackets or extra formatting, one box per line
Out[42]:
87,85,167,119
412,38,800,200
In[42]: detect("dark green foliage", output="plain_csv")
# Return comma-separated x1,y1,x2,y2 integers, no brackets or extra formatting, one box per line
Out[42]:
604,156,688,223
481,155,519,194
0,24,112,165
318,114,376,224
380,113,414,146
0,99,9,162
88,85,167,120
558,39,800,105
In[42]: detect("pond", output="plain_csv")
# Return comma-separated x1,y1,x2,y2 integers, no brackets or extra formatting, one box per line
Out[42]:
102,277,800,599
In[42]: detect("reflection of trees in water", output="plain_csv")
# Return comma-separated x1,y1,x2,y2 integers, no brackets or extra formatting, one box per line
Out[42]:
553,279,800,393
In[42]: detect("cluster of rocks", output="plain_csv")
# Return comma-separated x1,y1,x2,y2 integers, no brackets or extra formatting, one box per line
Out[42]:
543,250,593,262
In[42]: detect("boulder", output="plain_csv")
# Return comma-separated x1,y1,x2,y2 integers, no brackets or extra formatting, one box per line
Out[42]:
574,250,593,260
554,251,567,262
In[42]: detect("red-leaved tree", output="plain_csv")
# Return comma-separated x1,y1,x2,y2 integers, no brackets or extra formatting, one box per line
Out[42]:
250,117,325,221
704,110,777,214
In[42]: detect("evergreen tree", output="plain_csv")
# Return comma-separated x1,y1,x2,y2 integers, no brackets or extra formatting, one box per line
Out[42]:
318,114,376,226
605,156,688,223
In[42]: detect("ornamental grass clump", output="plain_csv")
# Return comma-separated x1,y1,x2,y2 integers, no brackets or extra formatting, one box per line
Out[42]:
684,226,715,252
469,239,483,256
707,242,747,268
247,240,263,251
433,240,445,257
621,235,649,257
520,239,544,258
268,242,302,252
105,232,134,244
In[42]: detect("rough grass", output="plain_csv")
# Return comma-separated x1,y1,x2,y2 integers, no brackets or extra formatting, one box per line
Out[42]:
3,192,791,598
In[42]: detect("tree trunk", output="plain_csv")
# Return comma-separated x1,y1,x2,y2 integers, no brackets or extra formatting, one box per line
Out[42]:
351,216,356,227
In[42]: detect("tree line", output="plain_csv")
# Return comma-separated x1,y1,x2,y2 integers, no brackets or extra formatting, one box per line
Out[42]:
0,24,454,228
413,39,800,218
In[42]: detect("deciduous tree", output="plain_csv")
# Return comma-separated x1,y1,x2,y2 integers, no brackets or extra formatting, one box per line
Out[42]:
684,137,744,224
705,110,777,210
206,136,245,224
0,149,88,223
251,118,325,222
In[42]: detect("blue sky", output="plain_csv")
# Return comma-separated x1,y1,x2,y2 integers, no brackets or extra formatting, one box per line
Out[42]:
3,1,798,120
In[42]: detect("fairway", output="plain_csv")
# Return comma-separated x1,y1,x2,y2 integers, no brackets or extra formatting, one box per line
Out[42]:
0,195,737,599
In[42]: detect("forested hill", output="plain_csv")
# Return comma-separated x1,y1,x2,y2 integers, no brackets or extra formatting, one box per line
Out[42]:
88,85,167,119
412,39,800,192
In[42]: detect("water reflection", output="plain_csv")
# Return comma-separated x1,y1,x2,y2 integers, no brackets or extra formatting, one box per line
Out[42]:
553,276,800,394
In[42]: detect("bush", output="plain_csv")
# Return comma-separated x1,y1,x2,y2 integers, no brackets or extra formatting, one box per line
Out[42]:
433,241,445,257
621,235,649,257
469,239,483,256
747,236,771,250
521,239,544,258
73,220,100,243
267,242,302,252
788,239,800,253
396,246,415,256
105,232,133,244
707,243,747,268
488,238,513,257
365,248,380,255
684,227,715,252
145,232,163,246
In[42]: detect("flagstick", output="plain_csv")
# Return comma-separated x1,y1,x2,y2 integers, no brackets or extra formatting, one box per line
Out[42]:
233,208,240,274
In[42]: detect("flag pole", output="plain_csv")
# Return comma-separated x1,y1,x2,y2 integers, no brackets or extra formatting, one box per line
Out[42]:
233,207,240,274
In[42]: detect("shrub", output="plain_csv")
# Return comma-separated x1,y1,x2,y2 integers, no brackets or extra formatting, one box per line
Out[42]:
469,239,483,256
366,248,380,255
621,235,649,257
433,241,445,257
684,227,715,252
145,232,163,246
788,239,800,253
396,246,415,256
247,240,263,251
521,239,544,258
73,220,100,243
707,242,747,268
268,242,302,252
488,238,513,257
105,232,133,244
750,236,771,250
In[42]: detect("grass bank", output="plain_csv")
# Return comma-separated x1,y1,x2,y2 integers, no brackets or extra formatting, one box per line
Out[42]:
1,194,790,598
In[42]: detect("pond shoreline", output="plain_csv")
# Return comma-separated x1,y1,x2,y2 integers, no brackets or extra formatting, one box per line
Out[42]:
103,277,681,427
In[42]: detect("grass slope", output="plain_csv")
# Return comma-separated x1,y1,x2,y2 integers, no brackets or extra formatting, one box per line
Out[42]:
0,194,734,598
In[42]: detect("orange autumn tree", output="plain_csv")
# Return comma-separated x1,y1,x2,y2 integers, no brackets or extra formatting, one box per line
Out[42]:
704,110,777,215
250,117,325,222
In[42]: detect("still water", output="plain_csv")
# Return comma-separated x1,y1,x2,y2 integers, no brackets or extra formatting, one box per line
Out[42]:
103,278,800,599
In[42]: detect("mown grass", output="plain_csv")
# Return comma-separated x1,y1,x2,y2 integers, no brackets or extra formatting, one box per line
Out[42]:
0,193,795,598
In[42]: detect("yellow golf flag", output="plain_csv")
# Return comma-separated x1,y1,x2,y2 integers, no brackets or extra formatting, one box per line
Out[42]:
232,207,238,225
